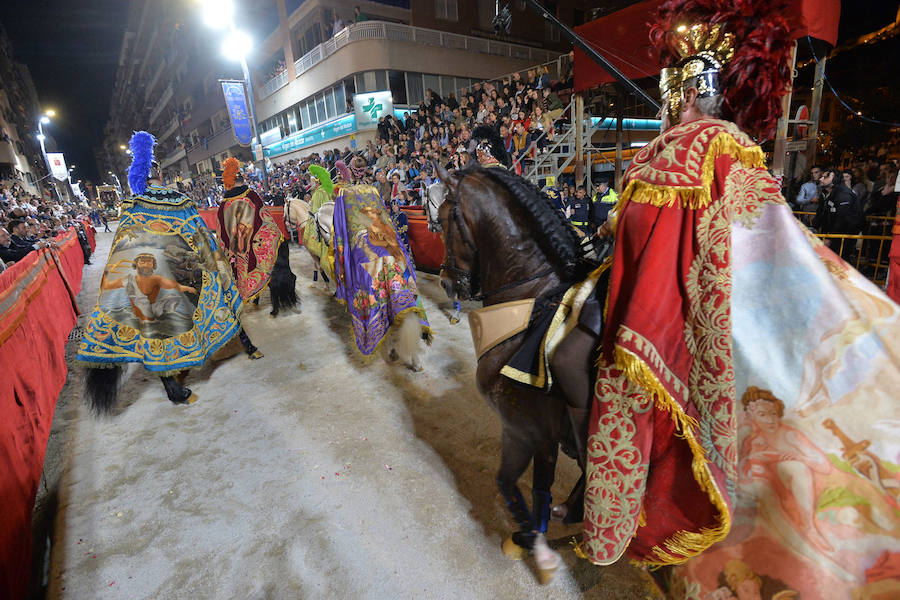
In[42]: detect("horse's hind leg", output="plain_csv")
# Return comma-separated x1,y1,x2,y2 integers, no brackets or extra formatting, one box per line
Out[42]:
497,430,537,557
531,440,562,584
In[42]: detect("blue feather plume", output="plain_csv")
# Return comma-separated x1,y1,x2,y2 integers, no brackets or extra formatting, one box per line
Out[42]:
127,131,156,196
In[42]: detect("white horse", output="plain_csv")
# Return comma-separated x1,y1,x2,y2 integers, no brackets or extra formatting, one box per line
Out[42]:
424,180,461,324
284,196,335,291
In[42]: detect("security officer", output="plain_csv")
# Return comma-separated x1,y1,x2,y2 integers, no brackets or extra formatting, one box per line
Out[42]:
591,177,618,233
569,186,593,237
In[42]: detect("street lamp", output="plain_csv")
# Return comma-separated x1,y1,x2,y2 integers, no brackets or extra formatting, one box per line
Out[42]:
200,0,267,191
36,110,62,201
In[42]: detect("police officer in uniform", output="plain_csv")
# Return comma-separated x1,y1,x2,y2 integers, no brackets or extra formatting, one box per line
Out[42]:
591,177,618,235
568,186,593,237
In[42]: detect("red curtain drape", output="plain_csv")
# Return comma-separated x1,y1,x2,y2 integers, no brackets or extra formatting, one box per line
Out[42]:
574,0,841,93
0,228,84,600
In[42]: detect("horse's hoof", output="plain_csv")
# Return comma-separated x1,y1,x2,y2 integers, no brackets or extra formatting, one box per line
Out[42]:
502,537,528,561
449,316,460,324
405,363,423,373
536,565,558,585
269,312,277,319
387,348,399,363
248,350,264,360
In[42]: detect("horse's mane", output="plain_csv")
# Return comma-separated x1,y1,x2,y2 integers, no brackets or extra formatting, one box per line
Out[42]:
465,166,588,281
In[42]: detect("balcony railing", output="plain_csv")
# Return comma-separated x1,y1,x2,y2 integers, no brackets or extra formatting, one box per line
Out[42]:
149,84,174,125
160,146,186,169
185,124,234,160
260,70,289,99
280,21,556,94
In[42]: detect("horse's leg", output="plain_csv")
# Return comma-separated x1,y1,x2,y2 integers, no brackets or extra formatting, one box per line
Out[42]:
497,429,537,557
449,299,461,324
548,325,595,523
531,440,562,584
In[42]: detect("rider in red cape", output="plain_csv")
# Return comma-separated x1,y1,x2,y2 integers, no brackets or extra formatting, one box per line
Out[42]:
217,157,299,319
582,0,793,565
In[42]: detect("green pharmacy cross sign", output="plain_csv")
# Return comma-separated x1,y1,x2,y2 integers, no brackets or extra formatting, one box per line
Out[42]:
362,97,383,119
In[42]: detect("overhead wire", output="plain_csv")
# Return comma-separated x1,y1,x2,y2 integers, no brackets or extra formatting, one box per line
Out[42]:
806,36,900,128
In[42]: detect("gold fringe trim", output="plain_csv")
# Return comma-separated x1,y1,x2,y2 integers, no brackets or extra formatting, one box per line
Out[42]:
619,132,765,211
613,345,732,565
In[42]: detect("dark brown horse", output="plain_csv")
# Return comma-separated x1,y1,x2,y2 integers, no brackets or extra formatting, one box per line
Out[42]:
431,163,600,583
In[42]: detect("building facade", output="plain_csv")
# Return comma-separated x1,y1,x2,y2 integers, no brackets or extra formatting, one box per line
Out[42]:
0,23,48,196
98,0,602,187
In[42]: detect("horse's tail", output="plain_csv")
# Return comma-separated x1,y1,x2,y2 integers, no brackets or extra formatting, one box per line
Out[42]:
269,241,298,313
394,312,422,368
85,366,123,414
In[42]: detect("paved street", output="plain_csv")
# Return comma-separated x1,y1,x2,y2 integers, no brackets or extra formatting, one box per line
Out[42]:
41,230,658,600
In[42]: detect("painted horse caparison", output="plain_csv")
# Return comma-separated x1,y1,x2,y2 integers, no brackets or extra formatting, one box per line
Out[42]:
431,163,603,583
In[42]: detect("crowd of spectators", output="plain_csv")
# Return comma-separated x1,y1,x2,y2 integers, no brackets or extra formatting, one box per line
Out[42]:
183,63,575,210
0,181,92,272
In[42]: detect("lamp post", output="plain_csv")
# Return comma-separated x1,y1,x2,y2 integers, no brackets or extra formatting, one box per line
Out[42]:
201,0,268,192
36,110,62,201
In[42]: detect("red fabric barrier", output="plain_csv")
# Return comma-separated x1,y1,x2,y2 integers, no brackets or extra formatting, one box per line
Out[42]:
199,208,219,231
80,220,96,252
402,208,445,272
0,229,84,599
574,0,840,92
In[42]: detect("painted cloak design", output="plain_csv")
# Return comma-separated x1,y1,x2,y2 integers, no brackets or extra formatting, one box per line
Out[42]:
331,184,432,355
217,185,283,300
76,185,243,373
584,118,900,599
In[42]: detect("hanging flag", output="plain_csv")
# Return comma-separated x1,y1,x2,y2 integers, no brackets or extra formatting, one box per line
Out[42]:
46,153,68,181
221,81,253,146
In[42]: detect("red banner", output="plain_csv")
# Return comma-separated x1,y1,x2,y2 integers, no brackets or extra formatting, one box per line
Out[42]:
0,229,84,599
574,0,841,93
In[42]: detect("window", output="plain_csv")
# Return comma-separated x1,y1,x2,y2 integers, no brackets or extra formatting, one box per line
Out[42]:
334,85,347,114
435,0,458,21
439,76,455,98
406,72,424,105
423,74,441,98
544,20,559,42
325,89,337,119
375,70,388,92
315,93,327,122
389,71,407,105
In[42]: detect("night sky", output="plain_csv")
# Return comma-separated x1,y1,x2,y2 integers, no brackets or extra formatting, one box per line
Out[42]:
1,1,896,188
3,0,129,186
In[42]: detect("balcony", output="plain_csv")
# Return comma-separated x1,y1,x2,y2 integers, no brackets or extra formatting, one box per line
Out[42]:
149,84,174,125
292,21,556,81
259,70,289,100
158,115,179,142
160,146,186,169
186,124,235,164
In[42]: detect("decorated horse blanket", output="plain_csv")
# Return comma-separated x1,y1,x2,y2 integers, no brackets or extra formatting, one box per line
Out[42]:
583,119,900,599
76,185,243,374
332,184,431,355
217,185,283,300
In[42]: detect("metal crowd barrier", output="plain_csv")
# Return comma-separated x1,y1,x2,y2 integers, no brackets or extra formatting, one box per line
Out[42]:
792,211,893,287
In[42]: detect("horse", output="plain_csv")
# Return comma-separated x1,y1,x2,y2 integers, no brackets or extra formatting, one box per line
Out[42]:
283,196,334,291
428,164,600,583
424,181,462,324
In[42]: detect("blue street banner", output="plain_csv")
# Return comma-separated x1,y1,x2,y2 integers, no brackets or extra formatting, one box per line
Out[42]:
221,81,253,146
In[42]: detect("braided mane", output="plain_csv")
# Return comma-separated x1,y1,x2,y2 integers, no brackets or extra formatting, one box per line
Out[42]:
466,166,588,281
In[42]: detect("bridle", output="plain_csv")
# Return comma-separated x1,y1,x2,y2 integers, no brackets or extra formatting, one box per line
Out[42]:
439,171,555,303
424,183,445,233
283,197,312,231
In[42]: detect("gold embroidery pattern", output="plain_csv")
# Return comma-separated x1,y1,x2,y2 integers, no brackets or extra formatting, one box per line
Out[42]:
618,119,764,211
583,365,655,565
